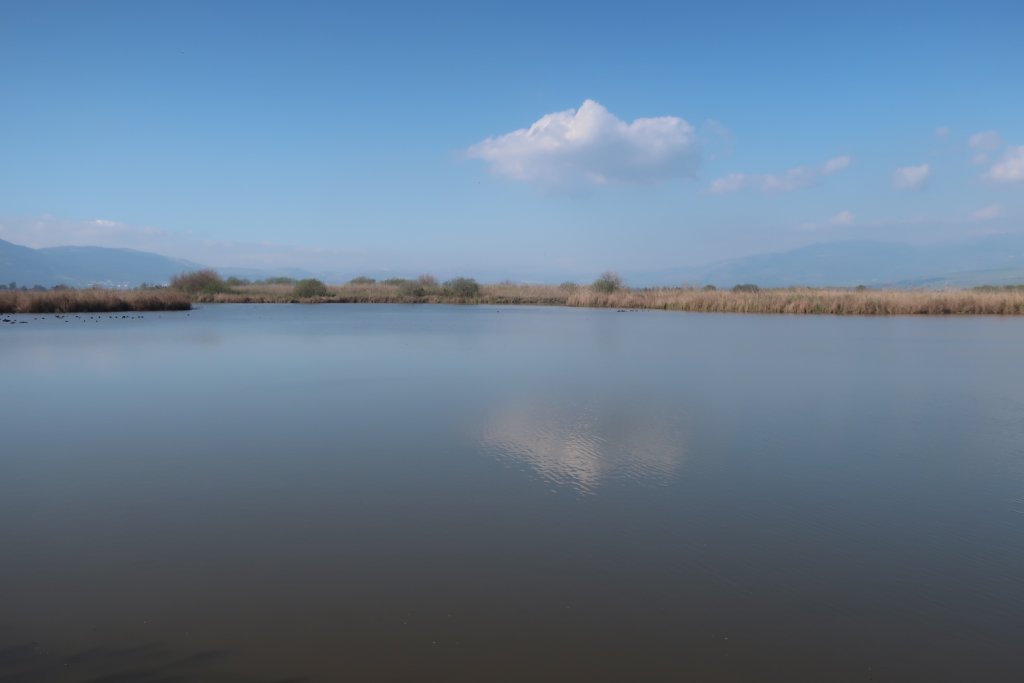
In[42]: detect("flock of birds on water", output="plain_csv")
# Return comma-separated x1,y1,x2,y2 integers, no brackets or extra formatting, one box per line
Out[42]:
1,313,152,325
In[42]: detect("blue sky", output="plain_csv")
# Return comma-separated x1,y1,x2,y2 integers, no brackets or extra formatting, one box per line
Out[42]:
2,0,1022,278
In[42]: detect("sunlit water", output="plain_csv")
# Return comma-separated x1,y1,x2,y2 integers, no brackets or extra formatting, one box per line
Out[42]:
2,304,1023,681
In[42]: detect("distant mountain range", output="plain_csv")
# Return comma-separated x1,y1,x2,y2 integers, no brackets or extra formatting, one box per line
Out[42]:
3,234,1024,289
0,239,206,288
626,234,1024,288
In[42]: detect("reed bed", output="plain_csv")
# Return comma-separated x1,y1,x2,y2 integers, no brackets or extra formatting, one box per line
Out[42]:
0,289,191,314
6,282,1021,315
190,281,1024,314
195,282,573,305
567,287,1024,316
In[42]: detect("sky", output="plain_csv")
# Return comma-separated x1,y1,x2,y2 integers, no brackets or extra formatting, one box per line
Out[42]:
1,0,1022,279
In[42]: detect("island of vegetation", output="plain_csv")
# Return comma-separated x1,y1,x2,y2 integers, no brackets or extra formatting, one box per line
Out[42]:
3,269,1024,316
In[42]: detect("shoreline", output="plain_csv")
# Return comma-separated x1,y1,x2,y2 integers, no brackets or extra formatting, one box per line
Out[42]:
190,282,1024,316
6,284,1024,316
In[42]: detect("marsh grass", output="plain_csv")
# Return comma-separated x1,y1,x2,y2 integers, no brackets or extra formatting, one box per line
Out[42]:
0,288,191,314
195,282,573,305
145,272,1024,316
567,287,1024,315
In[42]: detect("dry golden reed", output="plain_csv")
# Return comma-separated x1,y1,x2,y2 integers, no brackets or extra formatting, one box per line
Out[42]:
566,287,1024,316
15,280,1019,316
193,281,1024,315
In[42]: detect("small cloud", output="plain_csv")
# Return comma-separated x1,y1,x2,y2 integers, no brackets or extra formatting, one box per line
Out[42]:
800,209,856,232
988,146,1024,183
821,156,852,175
970,204,1002,221
892,163,930,190
969,130,1003,164
708,155,851,194
707,172,750,194
829,210,855,225
935,126,951,140
466,99,700,189
970,131,1002,150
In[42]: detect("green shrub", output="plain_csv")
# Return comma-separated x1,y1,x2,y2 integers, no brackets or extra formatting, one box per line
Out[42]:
349,276,376,285
293,278,329,298
444,277,480,298
592,271,623,293
170,270,229,295
732,283,760,293
397,280,425,297
702,284,717,291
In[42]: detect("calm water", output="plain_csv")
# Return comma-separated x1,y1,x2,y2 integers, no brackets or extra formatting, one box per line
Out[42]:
2,304,1023,681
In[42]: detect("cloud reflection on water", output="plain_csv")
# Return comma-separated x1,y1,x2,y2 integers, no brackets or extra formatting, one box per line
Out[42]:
480,398,687,494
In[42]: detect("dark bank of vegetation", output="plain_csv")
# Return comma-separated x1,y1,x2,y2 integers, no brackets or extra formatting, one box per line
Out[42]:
0,287,191,314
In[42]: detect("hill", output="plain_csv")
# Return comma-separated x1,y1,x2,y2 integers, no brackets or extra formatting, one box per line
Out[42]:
0,239,202,288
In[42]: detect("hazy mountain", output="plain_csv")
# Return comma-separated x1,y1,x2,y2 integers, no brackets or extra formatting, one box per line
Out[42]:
628,234,1024,288
0,239,202,288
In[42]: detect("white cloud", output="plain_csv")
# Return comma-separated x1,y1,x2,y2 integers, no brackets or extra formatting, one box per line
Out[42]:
892,163,930,190
988,146,1024,183
466,99,699,189
969,130,1003,163
821,156,852,175
707,155,851,194
935,126,951,140
707,172,749,194
970,204,1003,221
830,210,855,225
799,209,857,232
970,131,1002,150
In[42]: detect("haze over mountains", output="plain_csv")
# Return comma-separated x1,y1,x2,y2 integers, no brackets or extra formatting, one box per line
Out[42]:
2,235,1023,289
0,238,202,289
628,234,1024,288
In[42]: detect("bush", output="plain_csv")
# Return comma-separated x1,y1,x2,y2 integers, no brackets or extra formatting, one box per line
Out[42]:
225,276,251,287
170,270,229,295
349,276,376,285
445,277,480,298
397,280,425,297
263,276,296,285
293,278,329,298
702,284,717,291
732,283,760,293
559,281,579,291
592,271,623,293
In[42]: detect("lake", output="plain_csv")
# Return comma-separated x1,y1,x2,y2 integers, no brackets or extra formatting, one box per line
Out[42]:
2,304,1023,681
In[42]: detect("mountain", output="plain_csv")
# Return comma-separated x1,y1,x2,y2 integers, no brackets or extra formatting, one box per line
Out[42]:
0,239,203,288
628,234,1024,288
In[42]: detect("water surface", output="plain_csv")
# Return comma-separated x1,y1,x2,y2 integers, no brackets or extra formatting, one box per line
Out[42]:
2,304,1023,681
